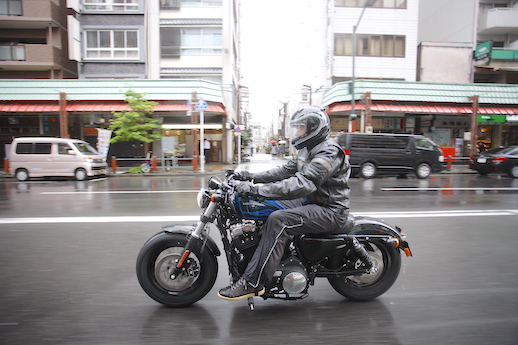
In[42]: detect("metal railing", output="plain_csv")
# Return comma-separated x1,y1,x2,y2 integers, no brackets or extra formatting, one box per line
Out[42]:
110,156,197,173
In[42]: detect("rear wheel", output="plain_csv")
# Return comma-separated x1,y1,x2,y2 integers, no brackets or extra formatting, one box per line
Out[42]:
360,162,377,179
136,232,218,307
328,239,401,301
415,162,431,179
508,165,518,178
15,168,29,181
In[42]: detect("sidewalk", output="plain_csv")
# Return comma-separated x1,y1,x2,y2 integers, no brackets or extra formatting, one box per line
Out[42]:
0,155,475,179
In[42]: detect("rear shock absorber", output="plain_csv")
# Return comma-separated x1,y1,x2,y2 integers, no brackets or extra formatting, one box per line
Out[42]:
351,238,377,273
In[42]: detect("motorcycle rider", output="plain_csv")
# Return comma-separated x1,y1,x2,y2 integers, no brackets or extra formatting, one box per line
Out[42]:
218,106,351,301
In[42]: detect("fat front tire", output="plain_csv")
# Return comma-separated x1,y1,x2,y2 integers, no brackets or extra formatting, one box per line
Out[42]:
136,232,218,307
328,239,401,301
360,162,377,179
415,162,432,179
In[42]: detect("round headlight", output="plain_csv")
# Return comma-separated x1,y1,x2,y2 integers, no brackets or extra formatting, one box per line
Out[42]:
196,189,210,208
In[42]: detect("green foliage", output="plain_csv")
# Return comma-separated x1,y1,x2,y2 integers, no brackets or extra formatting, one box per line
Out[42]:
109,89,162,144
241,127,252,146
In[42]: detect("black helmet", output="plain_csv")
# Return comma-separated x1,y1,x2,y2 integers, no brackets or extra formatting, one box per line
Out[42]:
289,106,330,149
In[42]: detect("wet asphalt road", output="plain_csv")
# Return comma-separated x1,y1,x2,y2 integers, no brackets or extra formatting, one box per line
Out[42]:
1,154,518,344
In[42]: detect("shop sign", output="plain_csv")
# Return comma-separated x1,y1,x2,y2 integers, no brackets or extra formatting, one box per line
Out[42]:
477,114,506,123
507,115,518,122
474,41,492,61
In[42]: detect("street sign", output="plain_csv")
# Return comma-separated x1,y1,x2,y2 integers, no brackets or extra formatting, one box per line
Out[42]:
195,98,208,111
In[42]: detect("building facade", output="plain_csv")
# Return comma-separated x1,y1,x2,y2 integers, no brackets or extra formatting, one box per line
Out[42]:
418,0,518,84
331,0,418,83
0,0,78,78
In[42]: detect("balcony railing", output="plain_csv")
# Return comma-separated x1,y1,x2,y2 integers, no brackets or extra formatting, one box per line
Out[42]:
478,8,518,35
0,45,25,61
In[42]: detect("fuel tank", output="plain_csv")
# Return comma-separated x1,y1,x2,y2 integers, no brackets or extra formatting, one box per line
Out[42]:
233,196,285,220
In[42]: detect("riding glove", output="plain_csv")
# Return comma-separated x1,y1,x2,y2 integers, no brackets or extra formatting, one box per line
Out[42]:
234,181,259,197
233,171,254,181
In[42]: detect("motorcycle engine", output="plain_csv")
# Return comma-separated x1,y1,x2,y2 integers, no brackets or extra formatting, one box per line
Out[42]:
270,256,309,299
230,220,259,272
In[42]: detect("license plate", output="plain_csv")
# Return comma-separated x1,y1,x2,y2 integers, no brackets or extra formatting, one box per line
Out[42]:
477,158,487,163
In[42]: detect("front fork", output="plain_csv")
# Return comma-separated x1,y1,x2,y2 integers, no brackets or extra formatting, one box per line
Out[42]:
170,201,218,280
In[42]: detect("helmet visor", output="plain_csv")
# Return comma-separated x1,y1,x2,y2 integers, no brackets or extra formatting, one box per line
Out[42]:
290,122,307,139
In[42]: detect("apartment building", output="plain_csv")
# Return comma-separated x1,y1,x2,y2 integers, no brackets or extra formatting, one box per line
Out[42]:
331,0,418,83
0,0,78,78
418,0,518,84
67,0,147,79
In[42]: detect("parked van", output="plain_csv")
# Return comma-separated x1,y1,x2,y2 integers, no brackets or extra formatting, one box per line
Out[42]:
337,133,444,179
8,137,107,181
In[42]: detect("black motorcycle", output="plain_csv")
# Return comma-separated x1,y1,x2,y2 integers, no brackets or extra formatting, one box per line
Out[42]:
136,173,412,310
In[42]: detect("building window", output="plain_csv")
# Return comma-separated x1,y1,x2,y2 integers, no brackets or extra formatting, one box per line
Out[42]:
84,0,139,12
160,27,222,57
335,0,406,9
85,30,139,59
0,0,22,15
160,0,222,9
335,34,405,57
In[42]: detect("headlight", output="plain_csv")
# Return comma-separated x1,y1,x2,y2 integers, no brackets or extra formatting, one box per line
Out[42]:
197,189,210,208
85,157,93,163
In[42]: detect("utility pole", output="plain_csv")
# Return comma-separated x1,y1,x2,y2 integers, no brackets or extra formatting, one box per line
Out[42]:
468,95,479,159
59,92,68,138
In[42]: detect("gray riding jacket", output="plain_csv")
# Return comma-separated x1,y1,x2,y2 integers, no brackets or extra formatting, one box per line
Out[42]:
254,137,350,212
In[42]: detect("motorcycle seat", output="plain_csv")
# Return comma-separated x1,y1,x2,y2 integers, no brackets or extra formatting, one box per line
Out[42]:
331,213,355,234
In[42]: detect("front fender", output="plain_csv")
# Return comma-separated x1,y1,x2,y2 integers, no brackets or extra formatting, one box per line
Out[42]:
160,224,221,257
350,216,412,257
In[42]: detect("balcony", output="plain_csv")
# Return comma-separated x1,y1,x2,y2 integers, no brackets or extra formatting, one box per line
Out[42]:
478,8,518,35
0,44,66,71
0,0,65,29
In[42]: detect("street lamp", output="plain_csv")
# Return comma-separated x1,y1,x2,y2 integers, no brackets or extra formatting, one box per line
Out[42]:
350,0,376,132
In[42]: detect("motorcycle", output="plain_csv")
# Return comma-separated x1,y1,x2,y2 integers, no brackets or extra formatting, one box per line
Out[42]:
136,172,412,310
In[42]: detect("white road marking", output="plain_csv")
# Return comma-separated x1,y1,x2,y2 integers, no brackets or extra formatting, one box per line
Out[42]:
40,190,199,195
381,187,518,191
1,209,517,224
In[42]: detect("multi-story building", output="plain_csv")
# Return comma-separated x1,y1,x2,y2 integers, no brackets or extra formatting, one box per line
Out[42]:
418,0,518,84
67,0,147,79
0,0,241,165
331,0,418,84
0,0,78,78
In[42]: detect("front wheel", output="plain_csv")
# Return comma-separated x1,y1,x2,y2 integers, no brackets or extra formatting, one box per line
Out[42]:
328,239,401,301
360,162,377,179
415,162,431,179
136,232,218,307
508,165,518,178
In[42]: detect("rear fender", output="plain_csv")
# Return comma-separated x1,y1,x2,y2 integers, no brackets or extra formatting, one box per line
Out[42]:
160,224,221,257
349,216,412,256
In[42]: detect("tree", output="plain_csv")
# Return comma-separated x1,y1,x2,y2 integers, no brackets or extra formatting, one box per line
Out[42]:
241,127,253,147
109,89,162,145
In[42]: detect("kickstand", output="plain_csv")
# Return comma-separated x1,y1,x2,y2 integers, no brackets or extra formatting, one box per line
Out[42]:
247,297,255,311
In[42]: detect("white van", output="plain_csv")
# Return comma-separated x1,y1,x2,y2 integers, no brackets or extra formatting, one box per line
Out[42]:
8,137,107,181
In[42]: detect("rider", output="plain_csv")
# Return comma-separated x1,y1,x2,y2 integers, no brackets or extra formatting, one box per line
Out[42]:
218,106,351,301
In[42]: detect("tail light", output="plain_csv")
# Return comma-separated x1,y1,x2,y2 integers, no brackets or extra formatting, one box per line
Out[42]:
492,156,507,163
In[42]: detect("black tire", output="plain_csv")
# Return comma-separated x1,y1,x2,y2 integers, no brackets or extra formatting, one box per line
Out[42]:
360,162,377,179
415,162,431,179
15,168,29,181
328,239,401,301
136,232,218,307
75,168,87,181
508,165,518,178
